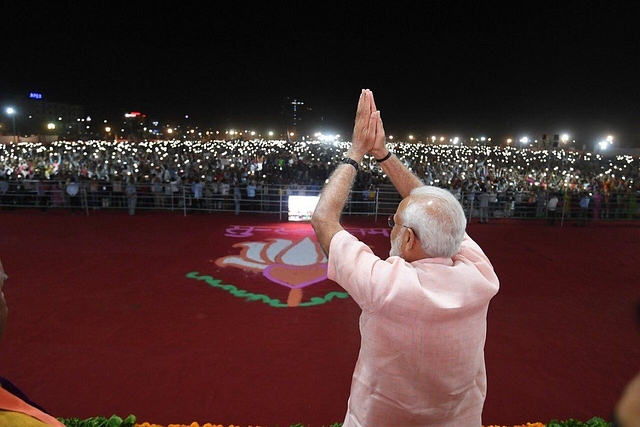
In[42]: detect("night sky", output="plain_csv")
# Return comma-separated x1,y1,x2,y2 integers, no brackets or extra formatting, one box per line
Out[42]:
2,2,639,146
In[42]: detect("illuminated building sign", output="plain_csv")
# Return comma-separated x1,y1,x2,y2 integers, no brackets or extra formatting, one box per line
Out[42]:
29,92,43,99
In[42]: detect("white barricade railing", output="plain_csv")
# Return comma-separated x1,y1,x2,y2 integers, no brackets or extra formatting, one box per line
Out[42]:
0,179,638,224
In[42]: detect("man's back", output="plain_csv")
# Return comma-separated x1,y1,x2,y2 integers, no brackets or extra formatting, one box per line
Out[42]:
329,231,499,426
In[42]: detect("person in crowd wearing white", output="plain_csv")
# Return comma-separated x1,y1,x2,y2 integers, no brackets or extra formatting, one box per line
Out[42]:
547,192,559,225
66,177,80,213
478,188,491,223
192,178,203,210
246,180,257,211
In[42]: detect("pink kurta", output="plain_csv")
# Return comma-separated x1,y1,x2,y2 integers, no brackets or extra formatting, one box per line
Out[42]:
328,230,499,427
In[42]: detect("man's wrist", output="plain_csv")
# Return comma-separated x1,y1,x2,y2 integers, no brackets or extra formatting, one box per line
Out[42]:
345,149,366,162
341,158,359,171
375,151,393,163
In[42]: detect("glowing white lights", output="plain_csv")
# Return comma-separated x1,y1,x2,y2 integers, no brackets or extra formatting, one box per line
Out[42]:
0,135,637,197
314,132,341,143
598,135,614,150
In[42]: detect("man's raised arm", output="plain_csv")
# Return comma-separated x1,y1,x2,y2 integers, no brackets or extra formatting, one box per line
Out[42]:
366,100,423,199
311,89,378,256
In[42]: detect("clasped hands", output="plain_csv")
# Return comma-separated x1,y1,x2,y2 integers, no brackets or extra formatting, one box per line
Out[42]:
347,89,388,162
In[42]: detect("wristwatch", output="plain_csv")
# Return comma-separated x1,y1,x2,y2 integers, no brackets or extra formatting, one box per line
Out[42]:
342,158,359,170
375,151,393,163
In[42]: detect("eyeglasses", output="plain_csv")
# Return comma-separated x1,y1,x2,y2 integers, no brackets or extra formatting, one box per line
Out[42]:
388,214,411,229
388,214,415,233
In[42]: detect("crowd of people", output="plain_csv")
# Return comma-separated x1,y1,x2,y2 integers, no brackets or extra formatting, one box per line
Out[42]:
0,138,639,219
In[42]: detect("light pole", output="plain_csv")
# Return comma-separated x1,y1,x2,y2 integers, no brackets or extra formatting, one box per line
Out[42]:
6,107,16,143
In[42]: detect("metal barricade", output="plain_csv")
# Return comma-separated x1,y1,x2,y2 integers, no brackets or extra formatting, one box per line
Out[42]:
1,179,639,225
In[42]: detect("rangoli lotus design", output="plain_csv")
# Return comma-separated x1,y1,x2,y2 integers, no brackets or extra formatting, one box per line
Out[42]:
186,237,349,308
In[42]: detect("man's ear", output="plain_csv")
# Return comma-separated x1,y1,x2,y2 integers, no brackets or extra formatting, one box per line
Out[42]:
403,227,417,250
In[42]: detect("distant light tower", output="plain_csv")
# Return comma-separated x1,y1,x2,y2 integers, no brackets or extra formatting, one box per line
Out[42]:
290,99,304,138
6,107,16,143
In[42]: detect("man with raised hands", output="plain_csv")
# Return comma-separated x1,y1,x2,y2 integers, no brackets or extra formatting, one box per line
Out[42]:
312,89,500,426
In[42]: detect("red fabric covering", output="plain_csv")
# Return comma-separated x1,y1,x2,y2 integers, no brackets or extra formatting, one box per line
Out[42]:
0,210,638,426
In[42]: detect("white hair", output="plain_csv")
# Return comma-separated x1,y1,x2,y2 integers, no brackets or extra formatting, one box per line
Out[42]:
399,186,466,258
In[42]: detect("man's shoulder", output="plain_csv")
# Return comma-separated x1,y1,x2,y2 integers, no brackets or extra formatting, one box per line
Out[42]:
328,230,374,260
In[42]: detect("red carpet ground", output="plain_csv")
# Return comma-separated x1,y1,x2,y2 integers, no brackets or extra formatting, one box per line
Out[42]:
0,210,638,426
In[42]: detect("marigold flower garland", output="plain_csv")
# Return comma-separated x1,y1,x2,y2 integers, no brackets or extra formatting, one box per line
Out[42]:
59,414,610,427
133,423,548,427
